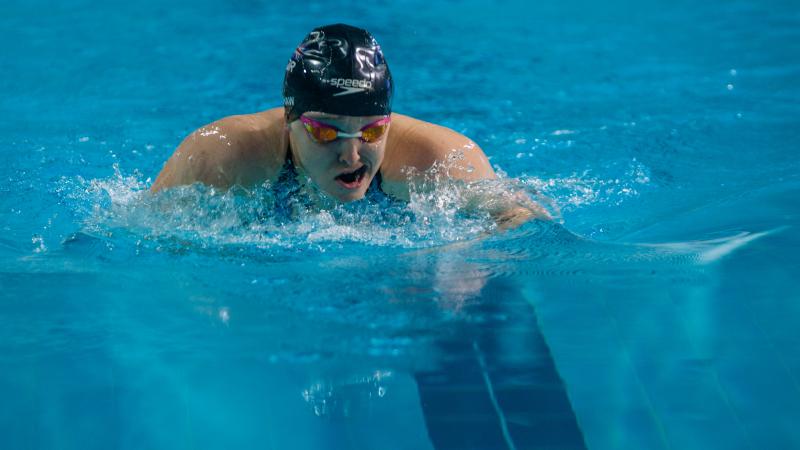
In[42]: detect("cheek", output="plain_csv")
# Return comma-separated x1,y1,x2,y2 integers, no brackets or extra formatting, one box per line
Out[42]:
367,145,386,165
360,140,385,157
292,132,330,165
300,147,335,174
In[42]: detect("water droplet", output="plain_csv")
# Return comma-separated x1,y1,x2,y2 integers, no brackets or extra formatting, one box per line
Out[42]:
218,307,230,324
31,235,46,253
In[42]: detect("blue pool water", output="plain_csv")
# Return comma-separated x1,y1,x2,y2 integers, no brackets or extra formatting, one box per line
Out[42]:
2,0,799,448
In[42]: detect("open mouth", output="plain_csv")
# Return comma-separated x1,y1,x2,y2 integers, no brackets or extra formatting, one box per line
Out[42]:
335,166,368,189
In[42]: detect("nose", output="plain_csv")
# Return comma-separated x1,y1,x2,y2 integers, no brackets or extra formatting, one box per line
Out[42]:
338,138,361,166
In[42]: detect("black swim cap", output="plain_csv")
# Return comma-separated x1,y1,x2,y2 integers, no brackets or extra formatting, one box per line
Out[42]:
283,24,393,122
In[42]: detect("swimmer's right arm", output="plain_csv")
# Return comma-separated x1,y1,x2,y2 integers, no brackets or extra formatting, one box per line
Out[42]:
150,109,285,192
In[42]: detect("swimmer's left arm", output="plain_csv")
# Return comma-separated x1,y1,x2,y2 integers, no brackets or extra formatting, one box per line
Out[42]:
382,114,495,184
381,115,549,229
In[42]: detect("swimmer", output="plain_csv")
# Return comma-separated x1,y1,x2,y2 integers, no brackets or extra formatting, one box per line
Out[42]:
152,24,547,227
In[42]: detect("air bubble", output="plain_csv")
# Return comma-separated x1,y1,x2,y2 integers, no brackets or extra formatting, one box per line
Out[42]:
31,235,46,253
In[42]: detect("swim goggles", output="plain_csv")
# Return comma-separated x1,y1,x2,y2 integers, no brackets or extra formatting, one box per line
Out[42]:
299,115,391,144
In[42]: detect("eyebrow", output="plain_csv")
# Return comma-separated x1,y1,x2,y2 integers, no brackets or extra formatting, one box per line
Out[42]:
307,112,344,120
305,115,344,126
308,117,345,131
308,116,381,131
307,112,385,121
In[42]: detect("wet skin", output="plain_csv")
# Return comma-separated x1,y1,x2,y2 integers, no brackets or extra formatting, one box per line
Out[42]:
286,112,388,202
151,107,547,226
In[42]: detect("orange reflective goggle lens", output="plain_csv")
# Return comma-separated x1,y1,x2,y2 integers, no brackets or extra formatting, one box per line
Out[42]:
300,116,391,144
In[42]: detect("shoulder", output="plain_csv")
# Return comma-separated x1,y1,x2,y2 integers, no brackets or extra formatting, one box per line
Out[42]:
381,113,495,186
190,108,286,169
152,108,287,191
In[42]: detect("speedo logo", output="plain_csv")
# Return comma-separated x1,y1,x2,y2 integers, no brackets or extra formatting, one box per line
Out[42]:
322,78,372,96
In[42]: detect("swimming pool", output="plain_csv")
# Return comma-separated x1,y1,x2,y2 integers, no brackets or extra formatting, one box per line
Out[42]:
2,0,799,448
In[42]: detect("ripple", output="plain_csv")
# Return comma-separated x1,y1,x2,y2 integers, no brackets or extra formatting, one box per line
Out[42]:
54,160,562,253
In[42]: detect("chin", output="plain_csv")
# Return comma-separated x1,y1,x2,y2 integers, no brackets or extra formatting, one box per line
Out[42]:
332,189,367,202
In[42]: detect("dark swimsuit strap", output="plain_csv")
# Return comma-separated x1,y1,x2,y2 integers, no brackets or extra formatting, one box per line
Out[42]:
374,167,383,189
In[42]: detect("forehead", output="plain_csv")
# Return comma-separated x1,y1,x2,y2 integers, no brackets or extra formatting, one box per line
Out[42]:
304,111,386,125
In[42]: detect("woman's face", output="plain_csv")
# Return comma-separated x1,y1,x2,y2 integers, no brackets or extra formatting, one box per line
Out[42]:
288,112,390,202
